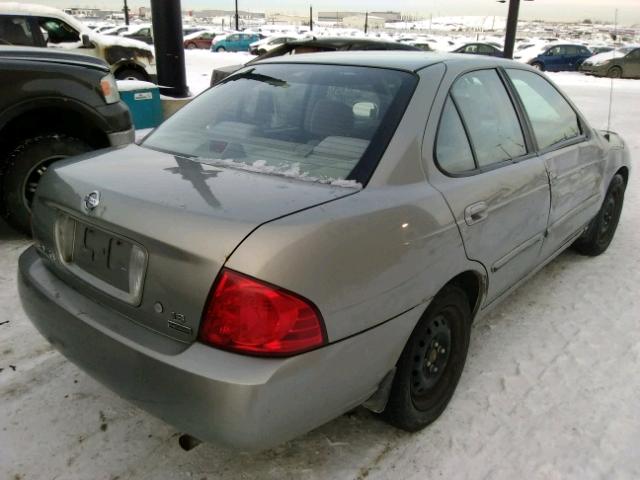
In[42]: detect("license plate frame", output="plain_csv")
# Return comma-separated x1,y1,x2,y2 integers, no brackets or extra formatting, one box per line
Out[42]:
55,213,148,305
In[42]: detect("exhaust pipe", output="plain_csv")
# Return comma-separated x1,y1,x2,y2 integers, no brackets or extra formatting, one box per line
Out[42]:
178,434,202,451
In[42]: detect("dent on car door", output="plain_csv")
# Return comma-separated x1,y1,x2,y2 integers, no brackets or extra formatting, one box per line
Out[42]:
505,69,604,259
428,69,550,303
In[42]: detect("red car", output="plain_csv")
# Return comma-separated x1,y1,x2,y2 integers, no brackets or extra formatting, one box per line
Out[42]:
184,31,217,49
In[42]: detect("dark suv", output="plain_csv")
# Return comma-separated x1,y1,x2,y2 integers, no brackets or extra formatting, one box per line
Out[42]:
0,47,133,234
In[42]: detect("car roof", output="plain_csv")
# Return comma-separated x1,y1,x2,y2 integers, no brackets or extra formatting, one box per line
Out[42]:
0,2,63,16
254,50,518,73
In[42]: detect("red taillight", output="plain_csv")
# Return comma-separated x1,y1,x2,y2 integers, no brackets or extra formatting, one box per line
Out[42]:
199,269,327,356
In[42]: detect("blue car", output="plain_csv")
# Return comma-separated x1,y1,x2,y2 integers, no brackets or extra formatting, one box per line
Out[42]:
211,33,260,52
529,44,592,72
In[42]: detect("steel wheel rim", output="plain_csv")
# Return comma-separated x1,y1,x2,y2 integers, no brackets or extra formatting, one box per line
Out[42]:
411,313,452,398
597,188,621,245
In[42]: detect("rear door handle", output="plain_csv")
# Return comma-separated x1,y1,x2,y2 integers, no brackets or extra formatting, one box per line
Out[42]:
464,202,488,225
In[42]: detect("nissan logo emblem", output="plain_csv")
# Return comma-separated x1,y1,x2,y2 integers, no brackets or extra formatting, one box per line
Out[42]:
83,191,100,211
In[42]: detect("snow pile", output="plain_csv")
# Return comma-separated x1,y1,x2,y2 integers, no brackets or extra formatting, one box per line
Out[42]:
386,16,507,32
201,158,363,189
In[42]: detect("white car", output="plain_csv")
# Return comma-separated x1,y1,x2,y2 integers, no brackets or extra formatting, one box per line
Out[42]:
249,35,301,55
0,2,156,81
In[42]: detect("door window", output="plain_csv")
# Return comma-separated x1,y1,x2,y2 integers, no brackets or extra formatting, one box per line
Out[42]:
464,44,478,53
506,69,581,150
38,17,80,44
627,49,640,59
0,15,36,46
435,96,476,173
547,46,562,56
450,70,527,167
565,45,579,55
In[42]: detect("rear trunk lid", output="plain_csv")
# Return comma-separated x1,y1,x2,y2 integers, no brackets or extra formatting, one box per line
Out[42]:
32,144,357,343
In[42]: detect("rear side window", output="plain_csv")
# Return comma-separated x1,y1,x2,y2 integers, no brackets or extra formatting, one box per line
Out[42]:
506,69,581,150
435,97,475,173
0,15,36,46
450,70,526,167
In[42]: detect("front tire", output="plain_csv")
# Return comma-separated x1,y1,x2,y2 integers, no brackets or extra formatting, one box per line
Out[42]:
573,174,626,256
382,285,471,432
608,66,622,79
115,68,147,81
1,134,91,234
216,46,226,52
186,42,197,49
531,62,544,71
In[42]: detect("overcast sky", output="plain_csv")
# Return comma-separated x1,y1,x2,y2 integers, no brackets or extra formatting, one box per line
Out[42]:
44,0,640,25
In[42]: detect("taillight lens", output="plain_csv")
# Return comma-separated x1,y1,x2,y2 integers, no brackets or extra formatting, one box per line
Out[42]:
199,269,327,357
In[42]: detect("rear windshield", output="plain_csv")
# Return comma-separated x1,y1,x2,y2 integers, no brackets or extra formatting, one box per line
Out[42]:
143,63,416,186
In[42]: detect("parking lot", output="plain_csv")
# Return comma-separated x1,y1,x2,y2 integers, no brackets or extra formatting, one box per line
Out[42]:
1,73,639,480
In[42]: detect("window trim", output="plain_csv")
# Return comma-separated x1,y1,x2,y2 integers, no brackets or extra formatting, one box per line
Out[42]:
501,66,590,156
433,67,534,178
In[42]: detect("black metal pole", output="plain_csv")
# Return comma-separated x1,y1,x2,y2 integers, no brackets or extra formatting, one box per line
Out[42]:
364,12,368,33
150,0,189,97
123,0,129,25
310,5,313,31
235,0,239,31
503,0,520,59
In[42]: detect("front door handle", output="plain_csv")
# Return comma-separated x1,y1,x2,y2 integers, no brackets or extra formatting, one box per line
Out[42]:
464,202,488,225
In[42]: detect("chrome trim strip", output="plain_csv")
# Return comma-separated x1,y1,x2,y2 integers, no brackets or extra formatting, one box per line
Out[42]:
491,232,544,273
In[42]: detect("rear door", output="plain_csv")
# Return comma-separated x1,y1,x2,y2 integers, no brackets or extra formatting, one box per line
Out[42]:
564,45,581,70
544,46,563,71
429,69,550,303
505,68,605,259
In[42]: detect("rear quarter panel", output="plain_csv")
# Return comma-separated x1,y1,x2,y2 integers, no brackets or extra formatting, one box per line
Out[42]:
226,183,475,341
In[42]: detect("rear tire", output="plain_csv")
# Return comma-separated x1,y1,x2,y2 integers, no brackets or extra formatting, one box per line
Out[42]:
381,285,471,431
608,66,622,79
0,134,91,234
115,68,147,81
572,174,625,256
186,42,197,49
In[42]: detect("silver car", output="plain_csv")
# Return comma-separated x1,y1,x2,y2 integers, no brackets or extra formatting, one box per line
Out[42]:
18,52,630,450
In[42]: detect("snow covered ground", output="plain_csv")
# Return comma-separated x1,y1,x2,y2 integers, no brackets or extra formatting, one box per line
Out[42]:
1,67,639,480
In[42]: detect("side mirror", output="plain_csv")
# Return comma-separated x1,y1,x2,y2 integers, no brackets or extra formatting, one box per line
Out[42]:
81,34,93,48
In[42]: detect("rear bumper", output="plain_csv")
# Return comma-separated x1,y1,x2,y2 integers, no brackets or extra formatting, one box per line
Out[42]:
18,247,419,450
